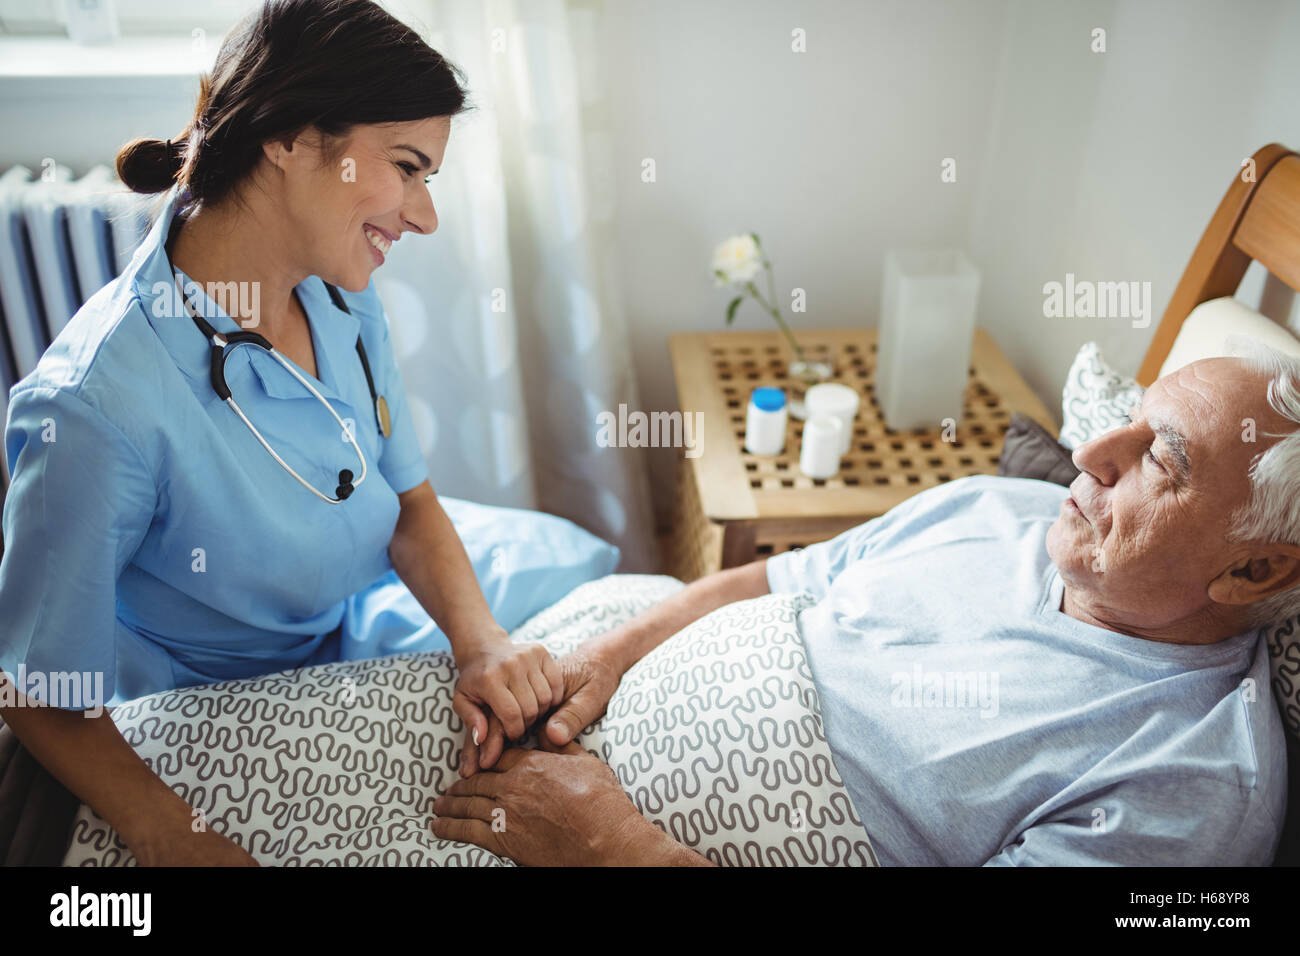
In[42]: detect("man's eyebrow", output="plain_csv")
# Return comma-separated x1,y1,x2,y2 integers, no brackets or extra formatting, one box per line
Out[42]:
394,144,436,172
1150,419,1192,480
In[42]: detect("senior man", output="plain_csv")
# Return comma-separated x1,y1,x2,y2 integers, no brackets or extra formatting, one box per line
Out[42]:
432,349,1299,866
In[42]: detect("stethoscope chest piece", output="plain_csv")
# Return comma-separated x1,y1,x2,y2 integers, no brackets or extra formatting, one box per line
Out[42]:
376,395,392,438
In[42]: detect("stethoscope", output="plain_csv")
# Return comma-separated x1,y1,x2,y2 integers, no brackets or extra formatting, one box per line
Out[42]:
167,229,392,504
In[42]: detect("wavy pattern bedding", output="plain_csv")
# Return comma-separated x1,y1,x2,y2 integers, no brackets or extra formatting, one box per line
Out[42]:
64,574,875,866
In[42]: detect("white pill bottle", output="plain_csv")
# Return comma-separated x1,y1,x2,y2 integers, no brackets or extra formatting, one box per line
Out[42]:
745,387,788,456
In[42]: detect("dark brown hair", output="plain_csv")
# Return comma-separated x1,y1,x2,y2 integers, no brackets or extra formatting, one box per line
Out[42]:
115,0,471,205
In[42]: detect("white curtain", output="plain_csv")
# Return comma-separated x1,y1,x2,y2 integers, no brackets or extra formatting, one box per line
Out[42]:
375,0,657,570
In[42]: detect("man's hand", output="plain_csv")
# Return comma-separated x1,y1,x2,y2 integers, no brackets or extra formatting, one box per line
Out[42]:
458,646,622,776
540,648,622,748
433,745,707,866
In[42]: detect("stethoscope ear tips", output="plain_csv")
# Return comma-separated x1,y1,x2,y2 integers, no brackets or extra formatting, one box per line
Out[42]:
336,468,355,501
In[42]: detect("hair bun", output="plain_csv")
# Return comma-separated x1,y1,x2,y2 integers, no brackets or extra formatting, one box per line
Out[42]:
115,136,184,195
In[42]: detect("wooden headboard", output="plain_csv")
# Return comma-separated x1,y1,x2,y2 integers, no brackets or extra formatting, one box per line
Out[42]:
1138,142,1300,385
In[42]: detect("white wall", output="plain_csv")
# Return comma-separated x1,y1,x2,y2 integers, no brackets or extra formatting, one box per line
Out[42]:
7,0,1300,526
600,0,1300,522
0,74,200,175
601,0,1010,516
969,0,1300,408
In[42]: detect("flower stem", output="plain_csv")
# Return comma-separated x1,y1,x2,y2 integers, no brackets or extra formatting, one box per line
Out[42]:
746,268,806,364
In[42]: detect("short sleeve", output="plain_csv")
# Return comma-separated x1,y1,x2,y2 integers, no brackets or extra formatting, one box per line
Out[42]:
370,308,429,495
983,775,1268,866
765,478,988,599
765,520,882,599
0,386,156,709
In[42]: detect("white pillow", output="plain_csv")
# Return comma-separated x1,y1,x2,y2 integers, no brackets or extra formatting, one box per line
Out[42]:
64,575,877,867
1059,341,1143,450
1158,297,1300,380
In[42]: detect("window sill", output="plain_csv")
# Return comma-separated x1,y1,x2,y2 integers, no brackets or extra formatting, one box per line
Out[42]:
0,35,219,79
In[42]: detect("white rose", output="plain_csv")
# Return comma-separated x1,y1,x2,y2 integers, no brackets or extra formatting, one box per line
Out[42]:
712,234,762,285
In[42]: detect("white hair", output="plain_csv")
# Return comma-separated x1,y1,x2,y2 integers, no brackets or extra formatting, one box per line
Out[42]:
1222,335,1300,628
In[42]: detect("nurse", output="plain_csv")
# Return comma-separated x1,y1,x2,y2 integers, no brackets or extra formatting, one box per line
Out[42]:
0,0,564,865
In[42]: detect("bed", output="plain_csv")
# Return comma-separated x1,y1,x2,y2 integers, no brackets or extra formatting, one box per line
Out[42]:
1133,142,1300,867
0,496,621,864
1138,143,1300,385
4,144,1300,865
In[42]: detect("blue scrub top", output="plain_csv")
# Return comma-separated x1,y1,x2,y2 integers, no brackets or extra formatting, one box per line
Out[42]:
0,185,431,707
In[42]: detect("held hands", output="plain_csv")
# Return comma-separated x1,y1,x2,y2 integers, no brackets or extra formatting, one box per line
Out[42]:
451,629,563,770
433,742,650,866
456,644,623,776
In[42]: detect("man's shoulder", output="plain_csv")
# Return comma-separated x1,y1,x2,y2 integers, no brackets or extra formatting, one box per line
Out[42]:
931,473,1070,505
804,475,1067,579
888,474,1069,532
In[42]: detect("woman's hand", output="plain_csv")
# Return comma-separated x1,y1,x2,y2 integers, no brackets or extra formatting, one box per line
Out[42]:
457,645,623,776
389,484,563,761
452,632,564,764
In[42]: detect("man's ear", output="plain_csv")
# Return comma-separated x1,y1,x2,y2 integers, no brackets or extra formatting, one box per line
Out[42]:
1208,544,1300,607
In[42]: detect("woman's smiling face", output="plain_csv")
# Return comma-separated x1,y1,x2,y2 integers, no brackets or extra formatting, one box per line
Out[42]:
277,115,451,293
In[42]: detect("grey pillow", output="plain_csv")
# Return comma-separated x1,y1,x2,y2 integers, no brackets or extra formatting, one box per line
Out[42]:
998,412,1079,487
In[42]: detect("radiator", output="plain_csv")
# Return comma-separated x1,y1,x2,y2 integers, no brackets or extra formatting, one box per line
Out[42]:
0,164,151,484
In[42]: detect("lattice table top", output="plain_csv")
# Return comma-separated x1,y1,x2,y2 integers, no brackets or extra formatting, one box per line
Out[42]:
667,328,1058,523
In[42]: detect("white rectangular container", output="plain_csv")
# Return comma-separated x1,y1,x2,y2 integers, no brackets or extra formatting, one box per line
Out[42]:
877,249,980,431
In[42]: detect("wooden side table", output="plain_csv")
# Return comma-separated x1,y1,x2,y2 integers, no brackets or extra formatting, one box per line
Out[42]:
663,327,1058,581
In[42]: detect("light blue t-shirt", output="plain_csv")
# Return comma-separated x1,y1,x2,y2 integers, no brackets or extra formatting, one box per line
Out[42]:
766,475,1286,866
